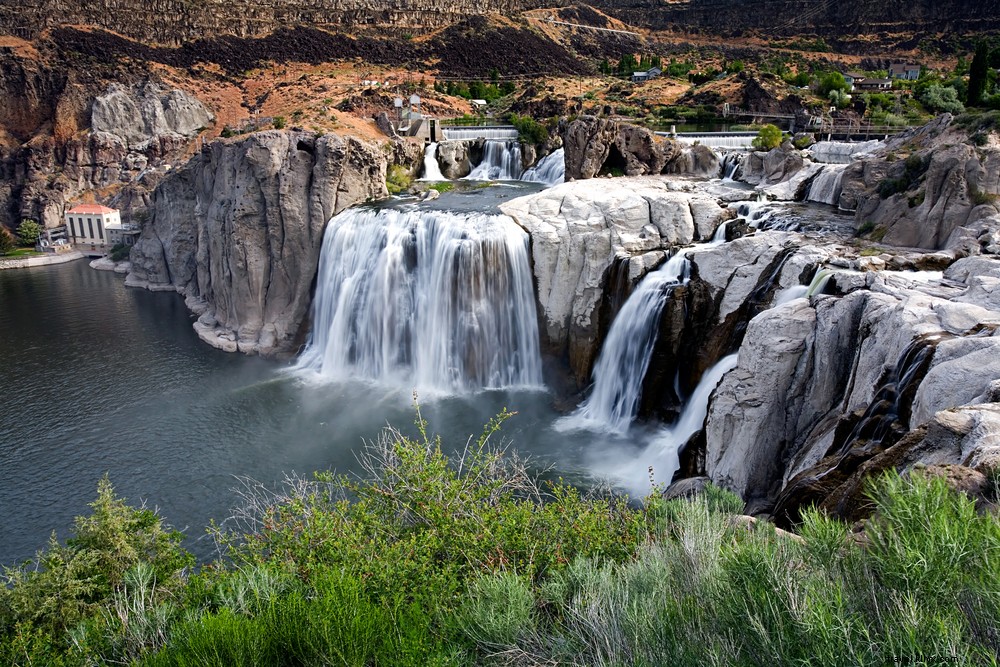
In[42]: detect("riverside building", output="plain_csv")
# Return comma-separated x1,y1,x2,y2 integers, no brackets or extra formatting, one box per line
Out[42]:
65,204,120,253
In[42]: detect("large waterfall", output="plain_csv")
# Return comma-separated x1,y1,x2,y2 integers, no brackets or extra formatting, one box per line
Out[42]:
466,140,524,180
296,207,543,392
521,148,566,186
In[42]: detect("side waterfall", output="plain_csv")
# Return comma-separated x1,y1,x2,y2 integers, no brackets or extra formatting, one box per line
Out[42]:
466,140,524,180
805,164,847,206
419,143,446,181
570,252,693,433
521,148,566,186
296,207,543,392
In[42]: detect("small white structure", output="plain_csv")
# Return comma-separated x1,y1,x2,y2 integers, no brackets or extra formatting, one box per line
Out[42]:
65,204,120,252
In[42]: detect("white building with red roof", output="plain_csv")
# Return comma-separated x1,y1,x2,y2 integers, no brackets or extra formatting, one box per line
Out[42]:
64,204,121,252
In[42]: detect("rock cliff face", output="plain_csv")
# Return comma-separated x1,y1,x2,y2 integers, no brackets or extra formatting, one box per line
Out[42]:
127,130,387,356
1,0,555,44
561,116,719,181
587,0,999,39
841,115,1000,252
0,55,211,230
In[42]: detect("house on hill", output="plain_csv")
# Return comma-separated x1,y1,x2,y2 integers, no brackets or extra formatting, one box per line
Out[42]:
855,78,893,91
631,67,662,83
889,63,921,80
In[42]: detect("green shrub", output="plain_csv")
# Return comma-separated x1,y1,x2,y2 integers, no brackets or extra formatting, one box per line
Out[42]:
109,242,130,262
272,116,286,130
16,219,42,247
919,84,965,114
386,164,412,194
507,114,548,144
752,124,784,151
428,182,455,194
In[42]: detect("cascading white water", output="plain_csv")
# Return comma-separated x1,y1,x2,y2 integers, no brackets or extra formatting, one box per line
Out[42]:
419,143,446,181
673,134,756,149
805,164,848,206
628,353,740,490
521,148,565,186
466,140,524,181
296,207,543,392
809,140,883,164
569,252,692,433
720,152,745,181
442,127,520,141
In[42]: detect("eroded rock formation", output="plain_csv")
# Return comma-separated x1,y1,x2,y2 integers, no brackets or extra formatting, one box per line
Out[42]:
127,130,387,356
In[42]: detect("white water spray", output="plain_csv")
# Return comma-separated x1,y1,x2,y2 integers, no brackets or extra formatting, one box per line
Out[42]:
296,207,543,393
419,143,446,181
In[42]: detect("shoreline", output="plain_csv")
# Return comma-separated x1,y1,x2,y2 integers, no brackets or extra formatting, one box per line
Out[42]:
0,251,85,270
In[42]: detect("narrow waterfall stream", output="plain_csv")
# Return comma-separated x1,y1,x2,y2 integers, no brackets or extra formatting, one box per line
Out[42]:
805,164,847,206
568,252,693,433
296,207,542,392
419,142,446,181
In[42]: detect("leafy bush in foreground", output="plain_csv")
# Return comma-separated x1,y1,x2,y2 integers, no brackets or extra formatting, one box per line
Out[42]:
3,412,999,667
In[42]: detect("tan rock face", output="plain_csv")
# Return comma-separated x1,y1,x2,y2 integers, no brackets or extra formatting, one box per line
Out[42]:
127,130,388,357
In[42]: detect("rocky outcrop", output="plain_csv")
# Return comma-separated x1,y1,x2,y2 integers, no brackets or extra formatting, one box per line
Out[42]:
127,130,387,356
500,176,731,384
91,82,212,146
0,59,212,229
436,140,474,179
701,254,1000,520
562,116,686,180
842,115,1000,250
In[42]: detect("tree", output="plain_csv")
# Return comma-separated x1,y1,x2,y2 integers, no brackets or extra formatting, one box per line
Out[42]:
920,84,965,114
752,124,784,151
0,226,14,254
817,71,850,97
968,42,989,106
828,89,852,109
16,219,41,247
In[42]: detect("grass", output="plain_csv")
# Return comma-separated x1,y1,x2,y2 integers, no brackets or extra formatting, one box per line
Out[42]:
1,248,43,258
3,411,999,667
428,182,455,193
386,164,413,195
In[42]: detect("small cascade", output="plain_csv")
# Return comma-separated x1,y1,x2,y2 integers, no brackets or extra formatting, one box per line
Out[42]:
442,127,520,141
805,164,847,206
805,269,834,297
719,152,745,181
419,143,446,181
465,140,524,181
711,220,730,243
733,197,780,230
296,207,542,392
521,148,565,186
569,252,692,432
674,134,755,149
642,353,740,484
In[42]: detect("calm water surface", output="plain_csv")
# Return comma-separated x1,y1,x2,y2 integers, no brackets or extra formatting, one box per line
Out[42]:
0,260,640,565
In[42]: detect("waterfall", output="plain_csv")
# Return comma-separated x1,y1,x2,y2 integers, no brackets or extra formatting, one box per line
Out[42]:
296,207,543,392
719,152,745,181
419,143,446,181
442,127,520,141
466,140,524,181
521,148,565,186
809,140,883,164
805,164,847,206
641,353,740,484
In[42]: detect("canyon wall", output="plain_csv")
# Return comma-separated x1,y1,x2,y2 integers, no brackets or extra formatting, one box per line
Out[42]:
1,0,558,43
588,0,1000,37
127,130,389,357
